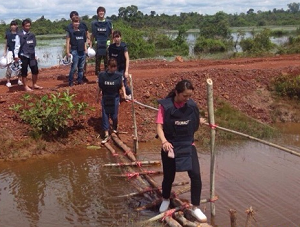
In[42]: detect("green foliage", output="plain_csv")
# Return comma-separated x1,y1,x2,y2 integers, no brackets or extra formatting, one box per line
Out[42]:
215,100,276,140
272,74,300,99
199,12,231,39
270,29,290,37
239,29,275,54
10,91,88,137
113,21,156,59
277,35,300,54
171,26,189,56
194,37,227,53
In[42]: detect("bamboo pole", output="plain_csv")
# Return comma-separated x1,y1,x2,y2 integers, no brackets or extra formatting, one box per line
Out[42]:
116,181,189,198
207,78,216,217
203,123,300,158
129,74,139,153
140,206,184,224
103,160,161,167
112,170,163,177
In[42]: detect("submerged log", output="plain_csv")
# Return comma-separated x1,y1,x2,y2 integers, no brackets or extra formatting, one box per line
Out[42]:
111,133,136,160
135,197,162,211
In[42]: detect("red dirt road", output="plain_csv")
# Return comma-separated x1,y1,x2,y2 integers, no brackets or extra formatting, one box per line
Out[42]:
1,55,300,158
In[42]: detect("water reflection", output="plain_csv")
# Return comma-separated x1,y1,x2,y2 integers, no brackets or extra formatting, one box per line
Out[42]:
0,124,299,227
0,148,139,227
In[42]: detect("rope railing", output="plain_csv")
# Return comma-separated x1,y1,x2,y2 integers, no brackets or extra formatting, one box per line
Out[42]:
131,97,300,158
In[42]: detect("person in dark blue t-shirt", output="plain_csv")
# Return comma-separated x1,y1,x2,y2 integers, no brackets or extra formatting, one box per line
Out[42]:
91,6,113,76
97,58,128,143
108,30,132,101
67,11,91,82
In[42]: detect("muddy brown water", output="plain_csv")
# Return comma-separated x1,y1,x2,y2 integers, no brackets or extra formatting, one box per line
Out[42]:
0,123,299,227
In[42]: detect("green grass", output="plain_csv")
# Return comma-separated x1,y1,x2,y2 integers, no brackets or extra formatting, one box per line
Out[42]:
196,99,277,145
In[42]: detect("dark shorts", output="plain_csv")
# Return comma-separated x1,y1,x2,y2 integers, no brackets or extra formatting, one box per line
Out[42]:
20,56,39,77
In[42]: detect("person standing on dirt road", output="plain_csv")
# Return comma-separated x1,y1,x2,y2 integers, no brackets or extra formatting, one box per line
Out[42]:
3,20,23,88
97,58,128,144
156,79,207,222
91,6,113,76
108,30,132,101
14,19,42,91
67,11,91,82
66,16,87,86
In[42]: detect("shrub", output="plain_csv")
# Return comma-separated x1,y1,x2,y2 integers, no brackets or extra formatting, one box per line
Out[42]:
10,91,88,137
239,28,275,54
194,37,227,53
272,74,300,99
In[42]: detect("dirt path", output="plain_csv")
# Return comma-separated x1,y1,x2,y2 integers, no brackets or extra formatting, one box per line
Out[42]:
1,55,300,158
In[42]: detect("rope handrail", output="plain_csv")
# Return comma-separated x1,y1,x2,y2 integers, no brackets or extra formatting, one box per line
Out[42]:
132,98,300,157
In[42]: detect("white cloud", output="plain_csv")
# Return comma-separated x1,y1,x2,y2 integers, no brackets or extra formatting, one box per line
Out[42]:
0,0,293,23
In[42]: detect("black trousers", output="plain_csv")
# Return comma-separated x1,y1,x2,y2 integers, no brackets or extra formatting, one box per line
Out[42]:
161,145,202,206
95,53,108,75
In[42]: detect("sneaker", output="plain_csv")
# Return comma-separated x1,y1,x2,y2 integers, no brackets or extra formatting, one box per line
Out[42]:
112,130,118,134
192,207,207,222
18,79,23,86
6,82,12,88
159,199,170,213
101,135,110,144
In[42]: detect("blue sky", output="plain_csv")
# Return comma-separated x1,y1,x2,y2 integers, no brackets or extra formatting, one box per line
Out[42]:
0,0,294,23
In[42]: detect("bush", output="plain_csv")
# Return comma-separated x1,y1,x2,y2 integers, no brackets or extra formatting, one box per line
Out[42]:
272,74,300,99
239,28,275,54
194,37,227,53
278,35,300,54
10,91,88,137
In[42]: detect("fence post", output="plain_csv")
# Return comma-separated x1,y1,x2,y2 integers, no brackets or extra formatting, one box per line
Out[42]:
129,74,138,153
207,78,216,217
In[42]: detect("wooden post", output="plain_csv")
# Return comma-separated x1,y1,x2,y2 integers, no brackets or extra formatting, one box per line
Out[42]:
207,78,216,217
129,74,139,153
229,209,237,227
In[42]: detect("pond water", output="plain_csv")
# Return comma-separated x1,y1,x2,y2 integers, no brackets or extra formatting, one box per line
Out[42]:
0,32,290,79
0,123,299,227
0,38,65,79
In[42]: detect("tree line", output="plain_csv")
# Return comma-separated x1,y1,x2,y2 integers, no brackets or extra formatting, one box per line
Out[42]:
1,3,300,36
1,3,300,59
